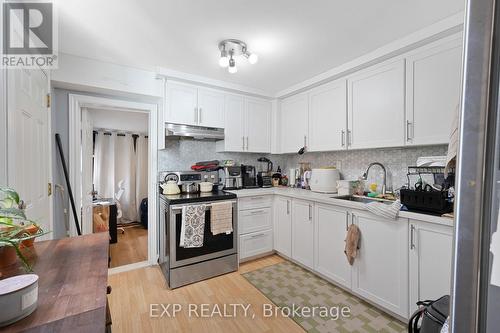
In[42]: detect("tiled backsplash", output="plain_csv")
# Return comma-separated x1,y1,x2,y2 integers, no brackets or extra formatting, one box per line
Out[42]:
158,139,447,190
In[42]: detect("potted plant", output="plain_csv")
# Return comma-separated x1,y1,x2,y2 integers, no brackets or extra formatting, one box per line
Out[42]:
0,187,46,271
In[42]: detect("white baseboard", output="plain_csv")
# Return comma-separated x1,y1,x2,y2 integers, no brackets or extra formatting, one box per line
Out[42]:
108,260,155,275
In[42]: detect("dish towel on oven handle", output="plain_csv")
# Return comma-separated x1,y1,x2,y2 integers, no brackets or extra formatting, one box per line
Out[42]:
180,204,206,248
210,201,233,235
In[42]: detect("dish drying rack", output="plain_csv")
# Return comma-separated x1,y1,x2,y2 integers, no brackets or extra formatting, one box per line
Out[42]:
401,165,455,214
406,166,455,190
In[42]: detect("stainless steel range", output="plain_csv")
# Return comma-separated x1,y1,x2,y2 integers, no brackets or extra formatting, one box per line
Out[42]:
158,170,238,289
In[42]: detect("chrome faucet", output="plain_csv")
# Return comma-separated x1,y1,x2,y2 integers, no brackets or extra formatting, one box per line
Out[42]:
362,162,388,195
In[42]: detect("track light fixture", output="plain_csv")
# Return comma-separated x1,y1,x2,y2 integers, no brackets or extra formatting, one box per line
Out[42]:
218,39,258,73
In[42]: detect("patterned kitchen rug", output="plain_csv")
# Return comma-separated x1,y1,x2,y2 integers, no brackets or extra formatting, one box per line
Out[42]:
243,261,405,333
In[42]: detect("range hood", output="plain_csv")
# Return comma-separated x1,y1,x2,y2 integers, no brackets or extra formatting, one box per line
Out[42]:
165,123,224,140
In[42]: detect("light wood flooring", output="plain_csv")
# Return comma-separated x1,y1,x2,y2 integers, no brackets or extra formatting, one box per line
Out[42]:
109,225,148,268
107,255,304,333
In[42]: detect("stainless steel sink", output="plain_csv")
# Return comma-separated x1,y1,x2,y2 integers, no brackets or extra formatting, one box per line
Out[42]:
333,195,394,204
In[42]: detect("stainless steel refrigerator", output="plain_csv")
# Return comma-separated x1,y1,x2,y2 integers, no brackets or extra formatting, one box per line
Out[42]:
452,0,500,331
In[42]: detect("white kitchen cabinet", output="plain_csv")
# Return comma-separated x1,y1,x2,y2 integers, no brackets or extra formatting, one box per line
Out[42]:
274,196,292,257
292,199,314,269
308,80,348,151
166,82,198,126
409,220,453,313
166,81,225,128
347,59,405,149
246,98,271,152
405,36,462,145
314,204,352,289
217,96,271,153
197,88,225,128
351,210,408,318
222,95,246,151
240,229,273,261
239,207,272,235
280,93,308,153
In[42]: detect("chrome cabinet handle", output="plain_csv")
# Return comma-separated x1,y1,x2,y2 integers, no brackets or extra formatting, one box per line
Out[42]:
341,130,345,147
304,135,307,147
246,136,249,150
242,136,245,150
345,212,349,231
199,107,202,124
406,120,412,141
194,107,198,123
410,224,415,249
250,209,265,215
286,200,290,215
250,233,265,239
308,204,312,221
347,129,352,147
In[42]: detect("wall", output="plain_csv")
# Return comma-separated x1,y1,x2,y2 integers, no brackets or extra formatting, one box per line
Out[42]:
89,108,148,133
284,145,448,190
159,141,447,191
158,139,287,172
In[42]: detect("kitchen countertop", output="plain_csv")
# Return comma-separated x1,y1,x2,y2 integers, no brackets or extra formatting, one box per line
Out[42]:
227,187,454,227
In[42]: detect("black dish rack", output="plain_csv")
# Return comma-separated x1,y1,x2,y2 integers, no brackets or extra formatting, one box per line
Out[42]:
400,166,455,215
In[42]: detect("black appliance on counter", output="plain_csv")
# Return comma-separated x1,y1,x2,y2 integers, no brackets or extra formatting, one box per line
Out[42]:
257,157,273,188
158,171,238,289
241,165,258,189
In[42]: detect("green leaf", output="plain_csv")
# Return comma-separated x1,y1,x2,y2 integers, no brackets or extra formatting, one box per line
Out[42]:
0,187,20,204
0,207,26,219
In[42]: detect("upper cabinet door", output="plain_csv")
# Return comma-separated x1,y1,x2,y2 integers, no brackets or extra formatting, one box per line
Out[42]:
308,80,347,152
280,93,308,153
197,88,225,128
246,98,271,153
223,95,246,152
166,82,198,126
347,60,405,149
406,37,462,145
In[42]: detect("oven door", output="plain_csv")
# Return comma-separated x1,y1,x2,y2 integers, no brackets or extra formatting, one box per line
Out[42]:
168,200,237,268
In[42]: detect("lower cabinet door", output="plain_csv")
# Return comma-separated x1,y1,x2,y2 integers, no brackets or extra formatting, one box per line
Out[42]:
409,220,453,313
274,197,292,257
240,229,273,261
292,199,314,269
314,204,352,289
351,211,409,318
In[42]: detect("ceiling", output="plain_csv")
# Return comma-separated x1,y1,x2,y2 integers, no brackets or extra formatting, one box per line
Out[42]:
58,0,465,95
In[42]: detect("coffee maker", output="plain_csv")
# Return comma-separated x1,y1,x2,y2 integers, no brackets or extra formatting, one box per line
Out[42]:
223,166,243,190
241,165,258,188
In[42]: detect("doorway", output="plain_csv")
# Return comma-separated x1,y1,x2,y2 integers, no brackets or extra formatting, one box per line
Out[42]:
89,108,149,268
68,94,158,272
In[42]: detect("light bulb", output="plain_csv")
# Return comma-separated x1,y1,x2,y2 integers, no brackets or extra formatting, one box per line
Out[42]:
219,56,229,67
219,49,229,67
228,65,237,74
247,53,258,64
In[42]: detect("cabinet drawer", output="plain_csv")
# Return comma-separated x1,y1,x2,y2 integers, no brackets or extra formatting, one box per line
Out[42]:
238,195,272,210
239,207,272,234
240,229,273,260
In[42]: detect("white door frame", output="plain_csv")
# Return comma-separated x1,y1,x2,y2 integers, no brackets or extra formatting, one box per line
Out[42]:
68,94,158,266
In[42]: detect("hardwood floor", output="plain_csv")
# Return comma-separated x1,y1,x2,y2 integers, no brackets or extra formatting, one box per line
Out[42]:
109,225,148,268
107,255,304,332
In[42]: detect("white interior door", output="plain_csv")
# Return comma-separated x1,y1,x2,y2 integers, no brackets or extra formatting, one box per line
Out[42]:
81,108,94,234
7,69,51,238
